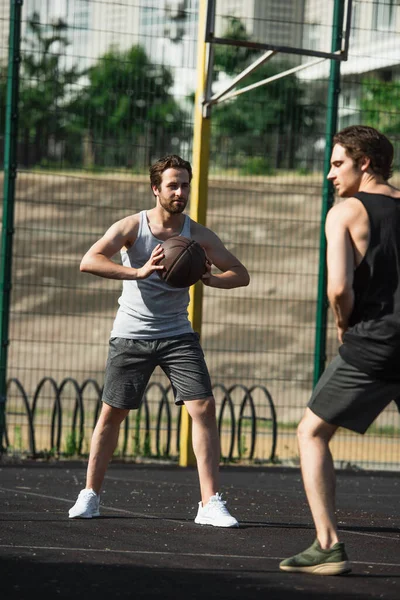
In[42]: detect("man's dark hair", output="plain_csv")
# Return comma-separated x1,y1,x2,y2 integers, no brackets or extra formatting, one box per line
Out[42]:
333,125,394,180
149,155,192,191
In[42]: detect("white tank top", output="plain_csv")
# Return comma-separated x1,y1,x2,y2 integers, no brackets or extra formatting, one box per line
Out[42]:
110,210,193,339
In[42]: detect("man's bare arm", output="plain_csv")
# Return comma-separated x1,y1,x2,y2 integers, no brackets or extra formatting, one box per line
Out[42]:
192,224,250,289
325,203,355,342
80,216,164,280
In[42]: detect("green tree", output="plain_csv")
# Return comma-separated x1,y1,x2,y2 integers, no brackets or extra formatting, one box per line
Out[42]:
213,17,258,77
210,18,318,171
1,14,189,169
77,45,189,168
361,77,400,134
18,12,82,166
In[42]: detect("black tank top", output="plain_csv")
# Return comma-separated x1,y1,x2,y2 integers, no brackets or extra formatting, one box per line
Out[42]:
339,191,400,379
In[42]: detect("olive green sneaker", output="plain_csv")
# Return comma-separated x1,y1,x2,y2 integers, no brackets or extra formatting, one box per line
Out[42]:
279,539,351,575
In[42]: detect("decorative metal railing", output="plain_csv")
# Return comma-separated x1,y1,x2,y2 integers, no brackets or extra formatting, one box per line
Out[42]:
3,377,277,463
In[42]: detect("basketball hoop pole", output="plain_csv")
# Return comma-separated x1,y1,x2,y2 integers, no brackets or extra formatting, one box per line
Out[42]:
180,0,211,468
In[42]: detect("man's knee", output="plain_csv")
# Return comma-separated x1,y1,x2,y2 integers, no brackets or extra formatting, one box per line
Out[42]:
297,408,336,442
185,396,216,422
100,403,130,426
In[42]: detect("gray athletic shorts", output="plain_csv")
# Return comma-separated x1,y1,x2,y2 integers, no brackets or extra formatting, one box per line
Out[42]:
308,355,400,434
102,333,213,410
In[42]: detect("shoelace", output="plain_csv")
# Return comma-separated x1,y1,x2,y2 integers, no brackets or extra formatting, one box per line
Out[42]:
81,490,94,497
79,489,97,501
209,494,230,514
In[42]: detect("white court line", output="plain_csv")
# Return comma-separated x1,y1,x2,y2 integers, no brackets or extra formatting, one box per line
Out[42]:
0,544,399,569
342,530,400,541
2,487,399,544
0,487,164,519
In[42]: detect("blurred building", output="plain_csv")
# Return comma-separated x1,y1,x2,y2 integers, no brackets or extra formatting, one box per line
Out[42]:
215,0,306,57
299,0,400,129
3,0,399,129
1,0,323,95
137,0,199,99
0,0,197,97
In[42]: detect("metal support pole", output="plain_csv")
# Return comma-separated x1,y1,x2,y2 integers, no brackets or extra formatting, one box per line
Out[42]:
313,0,345,387
0,0,23,452
179,0,212,467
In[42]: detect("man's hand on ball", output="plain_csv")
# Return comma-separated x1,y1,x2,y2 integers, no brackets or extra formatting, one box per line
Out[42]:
137,244,165,279
201,253,213,286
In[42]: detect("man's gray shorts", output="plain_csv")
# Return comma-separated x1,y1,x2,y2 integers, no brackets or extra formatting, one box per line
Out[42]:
102,333,213,410
308,355,400,434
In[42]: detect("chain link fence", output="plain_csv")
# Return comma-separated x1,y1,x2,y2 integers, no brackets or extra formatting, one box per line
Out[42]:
1,0,399,469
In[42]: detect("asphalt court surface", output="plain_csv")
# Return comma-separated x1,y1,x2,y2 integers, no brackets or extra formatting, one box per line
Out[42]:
1,461,399,599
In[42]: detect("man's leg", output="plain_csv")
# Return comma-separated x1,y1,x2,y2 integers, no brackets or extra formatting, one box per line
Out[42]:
185,397,238,527
297,407,339,549
159,334,238,526
279,408,350,574
69,403,129,518
86,403,130,494
184,397,220,504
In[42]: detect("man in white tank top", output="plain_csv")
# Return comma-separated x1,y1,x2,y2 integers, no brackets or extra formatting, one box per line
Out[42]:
68,155,250,527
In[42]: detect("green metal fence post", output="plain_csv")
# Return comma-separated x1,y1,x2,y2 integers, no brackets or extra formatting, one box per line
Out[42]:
0,0,23,452
313,0,345,387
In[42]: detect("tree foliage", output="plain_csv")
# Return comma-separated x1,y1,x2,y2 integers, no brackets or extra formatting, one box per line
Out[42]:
211,18,318,171
213,17,259,77
360,77,400,135
77,45,188,166
0,13,81,163
17,13,82,165
1,13,188,168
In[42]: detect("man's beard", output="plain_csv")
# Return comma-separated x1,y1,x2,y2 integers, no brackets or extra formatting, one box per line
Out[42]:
159,197,186,214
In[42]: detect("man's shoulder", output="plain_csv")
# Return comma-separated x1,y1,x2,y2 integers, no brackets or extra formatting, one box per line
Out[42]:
190,219,209,236
326,198,367,230
112,213,141,242
329,197,366,216
190,220,218,243
119,212,142,227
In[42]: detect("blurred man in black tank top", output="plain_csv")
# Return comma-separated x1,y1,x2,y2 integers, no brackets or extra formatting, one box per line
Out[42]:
280,126,400,575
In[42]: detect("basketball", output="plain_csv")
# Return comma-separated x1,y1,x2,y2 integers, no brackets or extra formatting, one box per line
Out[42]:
157,236,207,288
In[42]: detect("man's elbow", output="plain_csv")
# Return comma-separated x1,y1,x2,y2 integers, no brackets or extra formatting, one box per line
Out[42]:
327,282,352,302
243,271,250,287
80,256,91,273
237,265,250,287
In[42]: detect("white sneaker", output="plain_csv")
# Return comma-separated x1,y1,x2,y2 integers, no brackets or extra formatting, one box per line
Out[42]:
194,493,239,528
68,489,100,519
